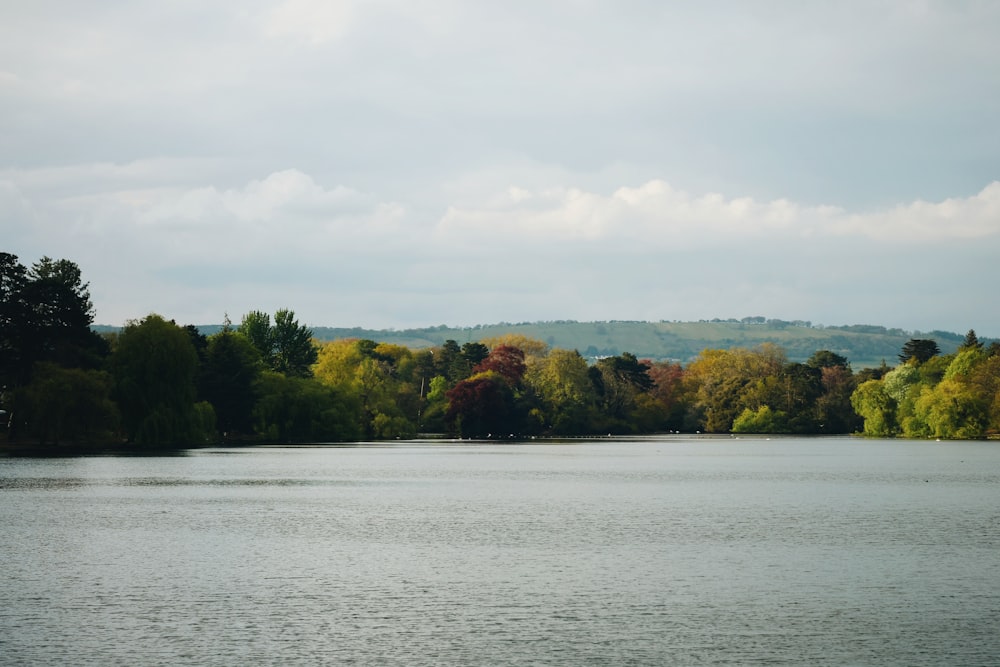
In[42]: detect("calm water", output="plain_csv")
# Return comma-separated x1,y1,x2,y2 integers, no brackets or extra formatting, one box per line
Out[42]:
2,436,999,666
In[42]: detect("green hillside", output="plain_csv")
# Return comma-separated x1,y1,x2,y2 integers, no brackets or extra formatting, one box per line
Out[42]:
100,318,977,368
282,319,972,368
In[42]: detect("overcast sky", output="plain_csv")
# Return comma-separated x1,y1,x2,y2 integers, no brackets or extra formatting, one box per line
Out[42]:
3,1,999,335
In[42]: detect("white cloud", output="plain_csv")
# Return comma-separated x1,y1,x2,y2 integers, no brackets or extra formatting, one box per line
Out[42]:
260,0,357,44
3,2,1000,333
841,182,1000,242
437,179,1000,249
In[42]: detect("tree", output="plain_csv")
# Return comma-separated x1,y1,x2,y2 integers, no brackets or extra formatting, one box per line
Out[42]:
0,253,29,387
899,339,940,365
815,365,860,433
591,352,654,431
682,345,785,433
239,309,317,377
646,361,685,425
12,362,119,446
850,379,897,437
732,405,783,433
272,309,318,376
961,329,983,350
313,339,418,438
807,350,850,370
253,371,360,442
473,344,527,386
435,339,471,382
112,314,213,446
461,342,490,368
200,331,262,437
525,348,597,434
446,372,515,438
479,334,549,359
240,311,274,361
1,255,107,387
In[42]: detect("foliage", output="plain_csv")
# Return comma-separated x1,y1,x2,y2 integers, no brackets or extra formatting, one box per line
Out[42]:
1,254,107,389
446,371,516,438
525,349,597,435
6,253,999,446
851,379,898,437
732,405,785,433
239,309,318,377
112,314,213,447
200,331,262,437
301,320,972,368
474,345,527,386
899,339,941,365
252,371,361,442
314,339,417,438
13,363,119,445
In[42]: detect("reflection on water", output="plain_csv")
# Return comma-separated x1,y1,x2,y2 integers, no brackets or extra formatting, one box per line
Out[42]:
2,436,999,665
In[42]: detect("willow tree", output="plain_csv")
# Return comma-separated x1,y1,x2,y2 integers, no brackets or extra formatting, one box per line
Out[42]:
112,314,214,446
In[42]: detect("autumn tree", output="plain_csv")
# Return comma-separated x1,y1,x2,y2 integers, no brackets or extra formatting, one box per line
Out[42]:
313,339,416,438
473,344,527,386
479,334,549,359
645,360,686,430
446,372,515,438
683,345,785,433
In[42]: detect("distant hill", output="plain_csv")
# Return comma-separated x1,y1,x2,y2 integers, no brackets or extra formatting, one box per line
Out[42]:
108,318,983,368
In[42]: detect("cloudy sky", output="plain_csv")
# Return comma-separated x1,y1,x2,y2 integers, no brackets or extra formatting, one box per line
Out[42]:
3,1,999,335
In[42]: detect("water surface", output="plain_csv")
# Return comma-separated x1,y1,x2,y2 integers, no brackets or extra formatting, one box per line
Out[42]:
2,436,999,665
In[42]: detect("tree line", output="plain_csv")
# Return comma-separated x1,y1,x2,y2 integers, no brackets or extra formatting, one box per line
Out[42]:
3,254,998,450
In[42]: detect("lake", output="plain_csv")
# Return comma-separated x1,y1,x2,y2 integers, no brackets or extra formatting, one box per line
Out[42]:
2,436,999,665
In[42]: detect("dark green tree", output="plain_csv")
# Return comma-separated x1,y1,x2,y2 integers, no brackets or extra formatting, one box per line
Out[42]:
815,365,860,433
899,339,940,365
961,329,982,350
807,350,850,370
239,309,317,377
13,363,119,446
1,255,107,386
253,371,360,442
200,331,262,436
272,309,318,376
112,314,214,447
589,352,654,431
461,342,490,368
0,253,29,387
436,339,467,381
239,310,274,363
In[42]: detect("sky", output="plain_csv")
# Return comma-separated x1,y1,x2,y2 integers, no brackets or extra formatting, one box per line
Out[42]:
3,1,999,336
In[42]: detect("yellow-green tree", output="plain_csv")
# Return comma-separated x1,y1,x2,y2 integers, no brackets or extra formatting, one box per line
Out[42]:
524,348,596,434
683,344,785,432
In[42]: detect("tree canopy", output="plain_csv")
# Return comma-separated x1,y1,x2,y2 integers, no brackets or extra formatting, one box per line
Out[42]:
5,253,999,449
